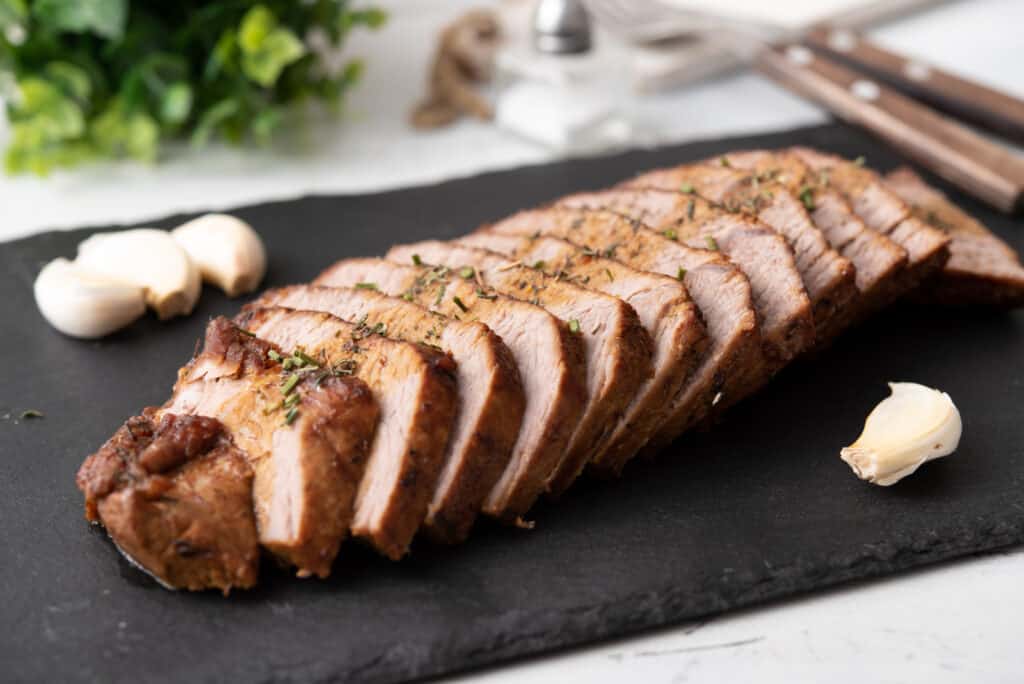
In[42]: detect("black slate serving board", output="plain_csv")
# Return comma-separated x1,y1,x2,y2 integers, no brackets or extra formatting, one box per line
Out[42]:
3,123,1023,683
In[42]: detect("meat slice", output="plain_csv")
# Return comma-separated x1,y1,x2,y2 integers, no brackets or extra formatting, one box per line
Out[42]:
77,411,259,594
789,147,950,290
315,258,588,520
385,241,654,492
884,167,1024,308
249,284,526,543
459,231,707,474
480,208,761,452
77,318,381,589
164,318,379,576
624,162,858,345
235,307,458,560
723,149,910,324
558,188,813,372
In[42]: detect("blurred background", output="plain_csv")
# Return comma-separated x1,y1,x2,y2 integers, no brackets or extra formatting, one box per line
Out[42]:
1,0,1022,241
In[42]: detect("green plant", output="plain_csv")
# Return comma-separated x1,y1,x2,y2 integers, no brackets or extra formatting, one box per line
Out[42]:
0,0,386,174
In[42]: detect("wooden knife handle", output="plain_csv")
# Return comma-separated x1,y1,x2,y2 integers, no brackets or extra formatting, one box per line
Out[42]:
756,44,1024,214
805,25,1024,143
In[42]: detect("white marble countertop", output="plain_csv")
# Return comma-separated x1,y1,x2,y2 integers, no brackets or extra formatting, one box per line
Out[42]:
3,1,1023,681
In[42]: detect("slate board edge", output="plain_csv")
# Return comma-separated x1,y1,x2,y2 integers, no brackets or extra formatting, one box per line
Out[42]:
357,514,1024,684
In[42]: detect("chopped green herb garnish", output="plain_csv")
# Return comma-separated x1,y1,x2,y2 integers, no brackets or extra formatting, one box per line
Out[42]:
402,292,414,302
458,266,475,279
434,283,446,306
476,289,497,300
281,374,301,395
686,198,695,220
679,182,695,194
284,407,300,425
605,268,615,282
411,254,422,266
236,327,256,337
293,350,320,368
372,322,387,336
677,267,687,280
705,235,719,251
20,409,43,419
720,156,731,168
568,319,581,334
663,229,677,240
798,185,815,211
283,392,301,408
355,282,378,290
452,296,469,313
532,260,546,271
268,350,283,362
853,155,866,166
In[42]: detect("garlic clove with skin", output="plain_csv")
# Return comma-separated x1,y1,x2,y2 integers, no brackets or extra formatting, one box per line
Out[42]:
171,214,267,297
841,382,962,486
34,258,147,338
76,228,201,320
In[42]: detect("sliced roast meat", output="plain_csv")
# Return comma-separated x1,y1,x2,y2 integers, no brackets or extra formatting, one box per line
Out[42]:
885,167,1024,308
789,147,951,291
77,410,259,594
558,188,814,372
459,231,707,474
480,207,762,452
249,284,526,543
723,149,910,326
235,307,458,560
385,241,654,492
625,162,857,345
315,258,588,520
164,318,379,577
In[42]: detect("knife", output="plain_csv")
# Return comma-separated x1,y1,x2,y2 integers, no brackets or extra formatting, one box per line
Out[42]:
805,25,1024,144
757,43,1024,213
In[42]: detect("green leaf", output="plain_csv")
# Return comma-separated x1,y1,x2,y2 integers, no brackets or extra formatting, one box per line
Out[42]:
191,98,239,147
10,77,85,139
242,27,305,87
0,0,27,29
205,28,237,81
159,82,192,125
44,62,91,101
91,99,159,162
32,0,128,40
238,5,275,53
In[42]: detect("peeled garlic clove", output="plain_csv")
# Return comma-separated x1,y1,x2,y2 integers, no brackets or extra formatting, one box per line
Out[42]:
841,382,962,486
76,228,201,320
171,214,267,297
34,258,147,338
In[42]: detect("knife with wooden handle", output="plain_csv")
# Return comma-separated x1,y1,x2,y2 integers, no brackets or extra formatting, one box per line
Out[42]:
756,43,1024,213
804,25,1024,144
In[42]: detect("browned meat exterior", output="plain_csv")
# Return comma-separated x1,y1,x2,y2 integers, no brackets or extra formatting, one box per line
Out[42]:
625,162,857,344
558,188,813,373
723,149,910,326
76,411,259,594
315,258,588,520
481,208,762,453
249,284,526,543
386,241,654,492
236,307,458,560
885,167,1024,308
165,318,378,577
789,147,951,292
459,231,707,474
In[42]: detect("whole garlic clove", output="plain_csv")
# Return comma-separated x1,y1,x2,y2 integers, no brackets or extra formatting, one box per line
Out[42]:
841,382,962,486
171,214,267,297
34,258,147,338
76,228,201,320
